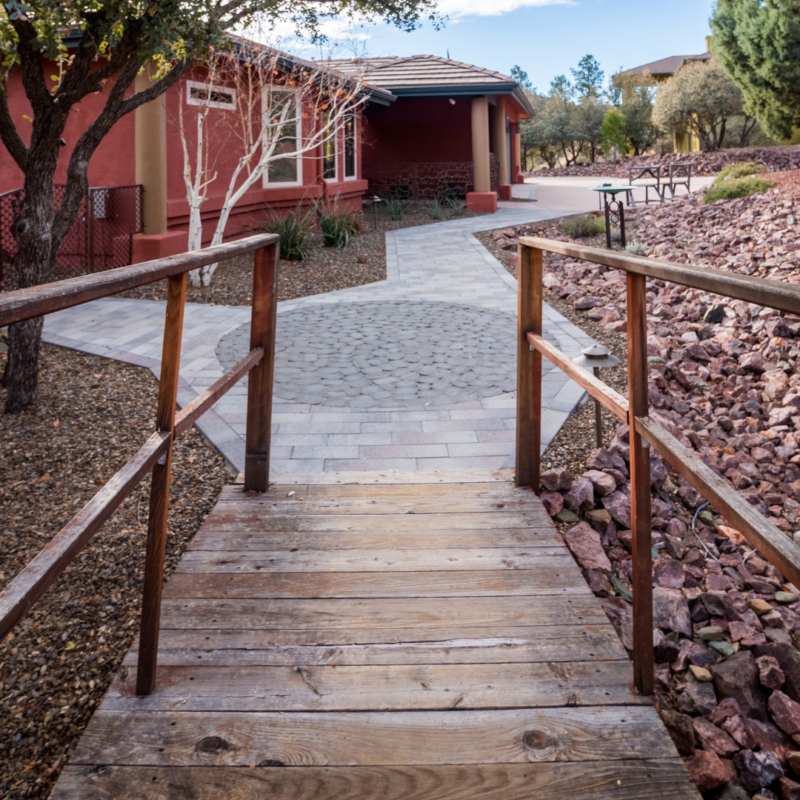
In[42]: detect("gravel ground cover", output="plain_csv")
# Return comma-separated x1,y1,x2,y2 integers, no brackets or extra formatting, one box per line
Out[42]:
478,187,800,798
0,344,232,799
528,145,800,180
121,206,484,306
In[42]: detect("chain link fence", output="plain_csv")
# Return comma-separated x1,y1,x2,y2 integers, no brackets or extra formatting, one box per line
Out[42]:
0,184,144,292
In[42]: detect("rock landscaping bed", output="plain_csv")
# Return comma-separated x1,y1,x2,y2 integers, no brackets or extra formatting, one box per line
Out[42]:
121,206,484,306
0,345,232,798
480,185,800,798
528,145,800,179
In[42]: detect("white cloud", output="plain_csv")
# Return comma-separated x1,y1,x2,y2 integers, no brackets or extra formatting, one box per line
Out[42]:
438,0,573,16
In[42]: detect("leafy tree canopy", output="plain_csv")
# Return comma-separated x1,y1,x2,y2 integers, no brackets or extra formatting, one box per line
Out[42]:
711,0,800,140
510,64,535,95
571,54,604,99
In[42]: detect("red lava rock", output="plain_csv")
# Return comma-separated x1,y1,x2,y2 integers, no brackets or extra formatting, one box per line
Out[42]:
563,522,611,572
694,716,740,757
756,645,800,704
720,713,755,749
653,587,693,638
563,477,595,513
602,490,632,528
653,558,685,589
584,569,612,597
757,654,787,691
786,750,800,774
581,469,616,497
540,490,563,517
601,596,633,650
779,776,800,800
711,652,769,722
660,705,696,755
686,749,729,793
734,749,784,792
769,691,800,743
540,467,573,492
748,718,794,769
678,675,718,716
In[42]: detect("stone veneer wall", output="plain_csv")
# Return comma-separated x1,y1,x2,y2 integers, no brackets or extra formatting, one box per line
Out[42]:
365,156,501,199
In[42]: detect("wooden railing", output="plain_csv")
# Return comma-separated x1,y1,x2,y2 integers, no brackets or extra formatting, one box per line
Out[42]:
516,237,800,696
0,234,279,695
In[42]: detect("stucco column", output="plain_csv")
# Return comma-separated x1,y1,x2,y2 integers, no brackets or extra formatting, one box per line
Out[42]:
490,97,508,186
135,68,168,235
514,122,522,178
471,97,490,193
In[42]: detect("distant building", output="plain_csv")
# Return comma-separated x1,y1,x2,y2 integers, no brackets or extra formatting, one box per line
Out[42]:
614,40,713,153
333,55,534,212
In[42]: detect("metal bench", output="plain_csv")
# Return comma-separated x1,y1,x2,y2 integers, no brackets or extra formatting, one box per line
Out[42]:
626,165,663,206
666,162,692,199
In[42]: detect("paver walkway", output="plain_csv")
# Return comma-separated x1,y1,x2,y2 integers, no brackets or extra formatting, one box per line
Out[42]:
43,208,597,473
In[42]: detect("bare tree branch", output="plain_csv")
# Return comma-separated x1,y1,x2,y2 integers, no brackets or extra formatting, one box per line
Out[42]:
0,84,29,170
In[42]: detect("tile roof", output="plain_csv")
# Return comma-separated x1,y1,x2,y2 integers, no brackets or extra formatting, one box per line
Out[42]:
330,54,518,89
617,52,713,78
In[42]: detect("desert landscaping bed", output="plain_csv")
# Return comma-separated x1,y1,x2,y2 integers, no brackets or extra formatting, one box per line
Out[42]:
0,345,232,798
481,184,800,798
121,205,484,306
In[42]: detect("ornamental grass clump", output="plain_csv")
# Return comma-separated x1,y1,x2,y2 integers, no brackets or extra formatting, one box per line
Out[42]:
561,214,606,239
318,206,361,248
714,161,765,182
703,175,774,204
263,209,314,261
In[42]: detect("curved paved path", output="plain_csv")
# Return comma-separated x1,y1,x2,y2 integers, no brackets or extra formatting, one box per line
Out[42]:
43,208,597,473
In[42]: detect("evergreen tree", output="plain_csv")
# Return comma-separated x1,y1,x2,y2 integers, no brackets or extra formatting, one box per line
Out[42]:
571,54,605,99
711,0,800,140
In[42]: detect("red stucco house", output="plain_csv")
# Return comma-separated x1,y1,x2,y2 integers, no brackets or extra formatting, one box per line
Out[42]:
334,55,534,212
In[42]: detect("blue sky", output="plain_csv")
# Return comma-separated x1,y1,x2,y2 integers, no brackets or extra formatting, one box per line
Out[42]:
284,0,716,93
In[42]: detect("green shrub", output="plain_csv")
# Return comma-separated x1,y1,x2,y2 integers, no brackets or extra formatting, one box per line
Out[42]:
263,209,314,261
714,161,765,184
625,240,648,256
703,175,774,204
318,206,361,248
428,197,443,220
384,197,408,221
561,214,606,239
447,197,467,216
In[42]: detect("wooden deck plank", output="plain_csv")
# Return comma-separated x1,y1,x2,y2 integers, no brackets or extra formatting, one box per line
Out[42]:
51,473,698,800
175,546,572,573
52,761,701,800
69,707,675,766
157,596,607,630
121,626,628,667
100,660,645,712
162,568,591,598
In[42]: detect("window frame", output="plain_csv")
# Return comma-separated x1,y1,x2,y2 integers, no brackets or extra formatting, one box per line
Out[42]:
343,112,358,182
186,80,236,111
321,112,339,183
262,87,303,188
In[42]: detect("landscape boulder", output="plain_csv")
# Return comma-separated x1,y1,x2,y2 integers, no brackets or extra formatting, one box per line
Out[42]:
563,522,611,572
711,652,768,722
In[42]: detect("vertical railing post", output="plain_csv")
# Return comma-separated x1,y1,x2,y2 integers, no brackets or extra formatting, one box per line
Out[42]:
136,272,187,695
244,240,279,492
516,243,542,491
627,271,654,695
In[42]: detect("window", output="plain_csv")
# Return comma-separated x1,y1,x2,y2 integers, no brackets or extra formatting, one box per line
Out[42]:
263,89,302,186
186,81,236,110
322,112,338,181
344,113,357,180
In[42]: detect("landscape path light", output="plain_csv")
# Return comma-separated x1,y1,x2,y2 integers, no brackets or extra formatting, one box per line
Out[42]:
573,343,621,448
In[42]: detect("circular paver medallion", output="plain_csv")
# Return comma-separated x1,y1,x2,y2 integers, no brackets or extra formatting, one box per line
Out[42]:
216,301,517,409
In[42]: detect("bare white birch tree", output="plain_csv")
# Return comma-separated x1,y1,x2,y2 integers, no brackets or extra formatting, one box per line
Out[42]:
174,41,368,286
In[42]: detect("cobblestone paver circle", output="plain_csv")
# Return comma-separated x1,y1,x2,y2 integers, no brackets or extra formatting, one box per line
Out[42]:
216,300,517,409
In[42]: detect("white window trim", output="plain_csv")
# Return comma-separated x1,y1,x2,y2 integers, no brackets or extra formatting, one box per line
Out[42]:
262,87,303,188
186,80,236,111
322,122,339,184
344,114,358,182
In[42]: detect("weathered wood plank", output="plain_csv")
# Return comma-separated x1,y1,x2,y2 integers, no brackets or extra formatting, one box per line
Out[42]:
52,760,702,800
222,482,533,499
161,568,590,599
237,469,516,485
158,595,607,630
190,511,546,532
71,707,675,766
187,529,560,551
175,547,571,573
101,660,645,711
122,626,627,667
125,623,629,651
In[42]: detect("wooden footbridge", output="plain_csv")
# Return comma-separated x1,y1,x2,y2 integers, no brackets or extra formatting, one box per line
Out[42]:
5,232,800,798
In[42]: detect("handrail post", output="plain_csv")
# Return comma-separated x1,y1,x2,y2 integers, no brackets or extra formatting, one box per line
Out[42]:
244,241,279,492
136,272,186,696
516,243,542,491
627,272,654,695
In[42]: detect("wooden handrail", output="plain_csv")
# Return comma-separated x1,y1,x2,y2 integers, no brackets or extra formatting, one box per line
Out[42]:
0,234,278,327
520,236,800,316
0,235,280,697
517,237,800,697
